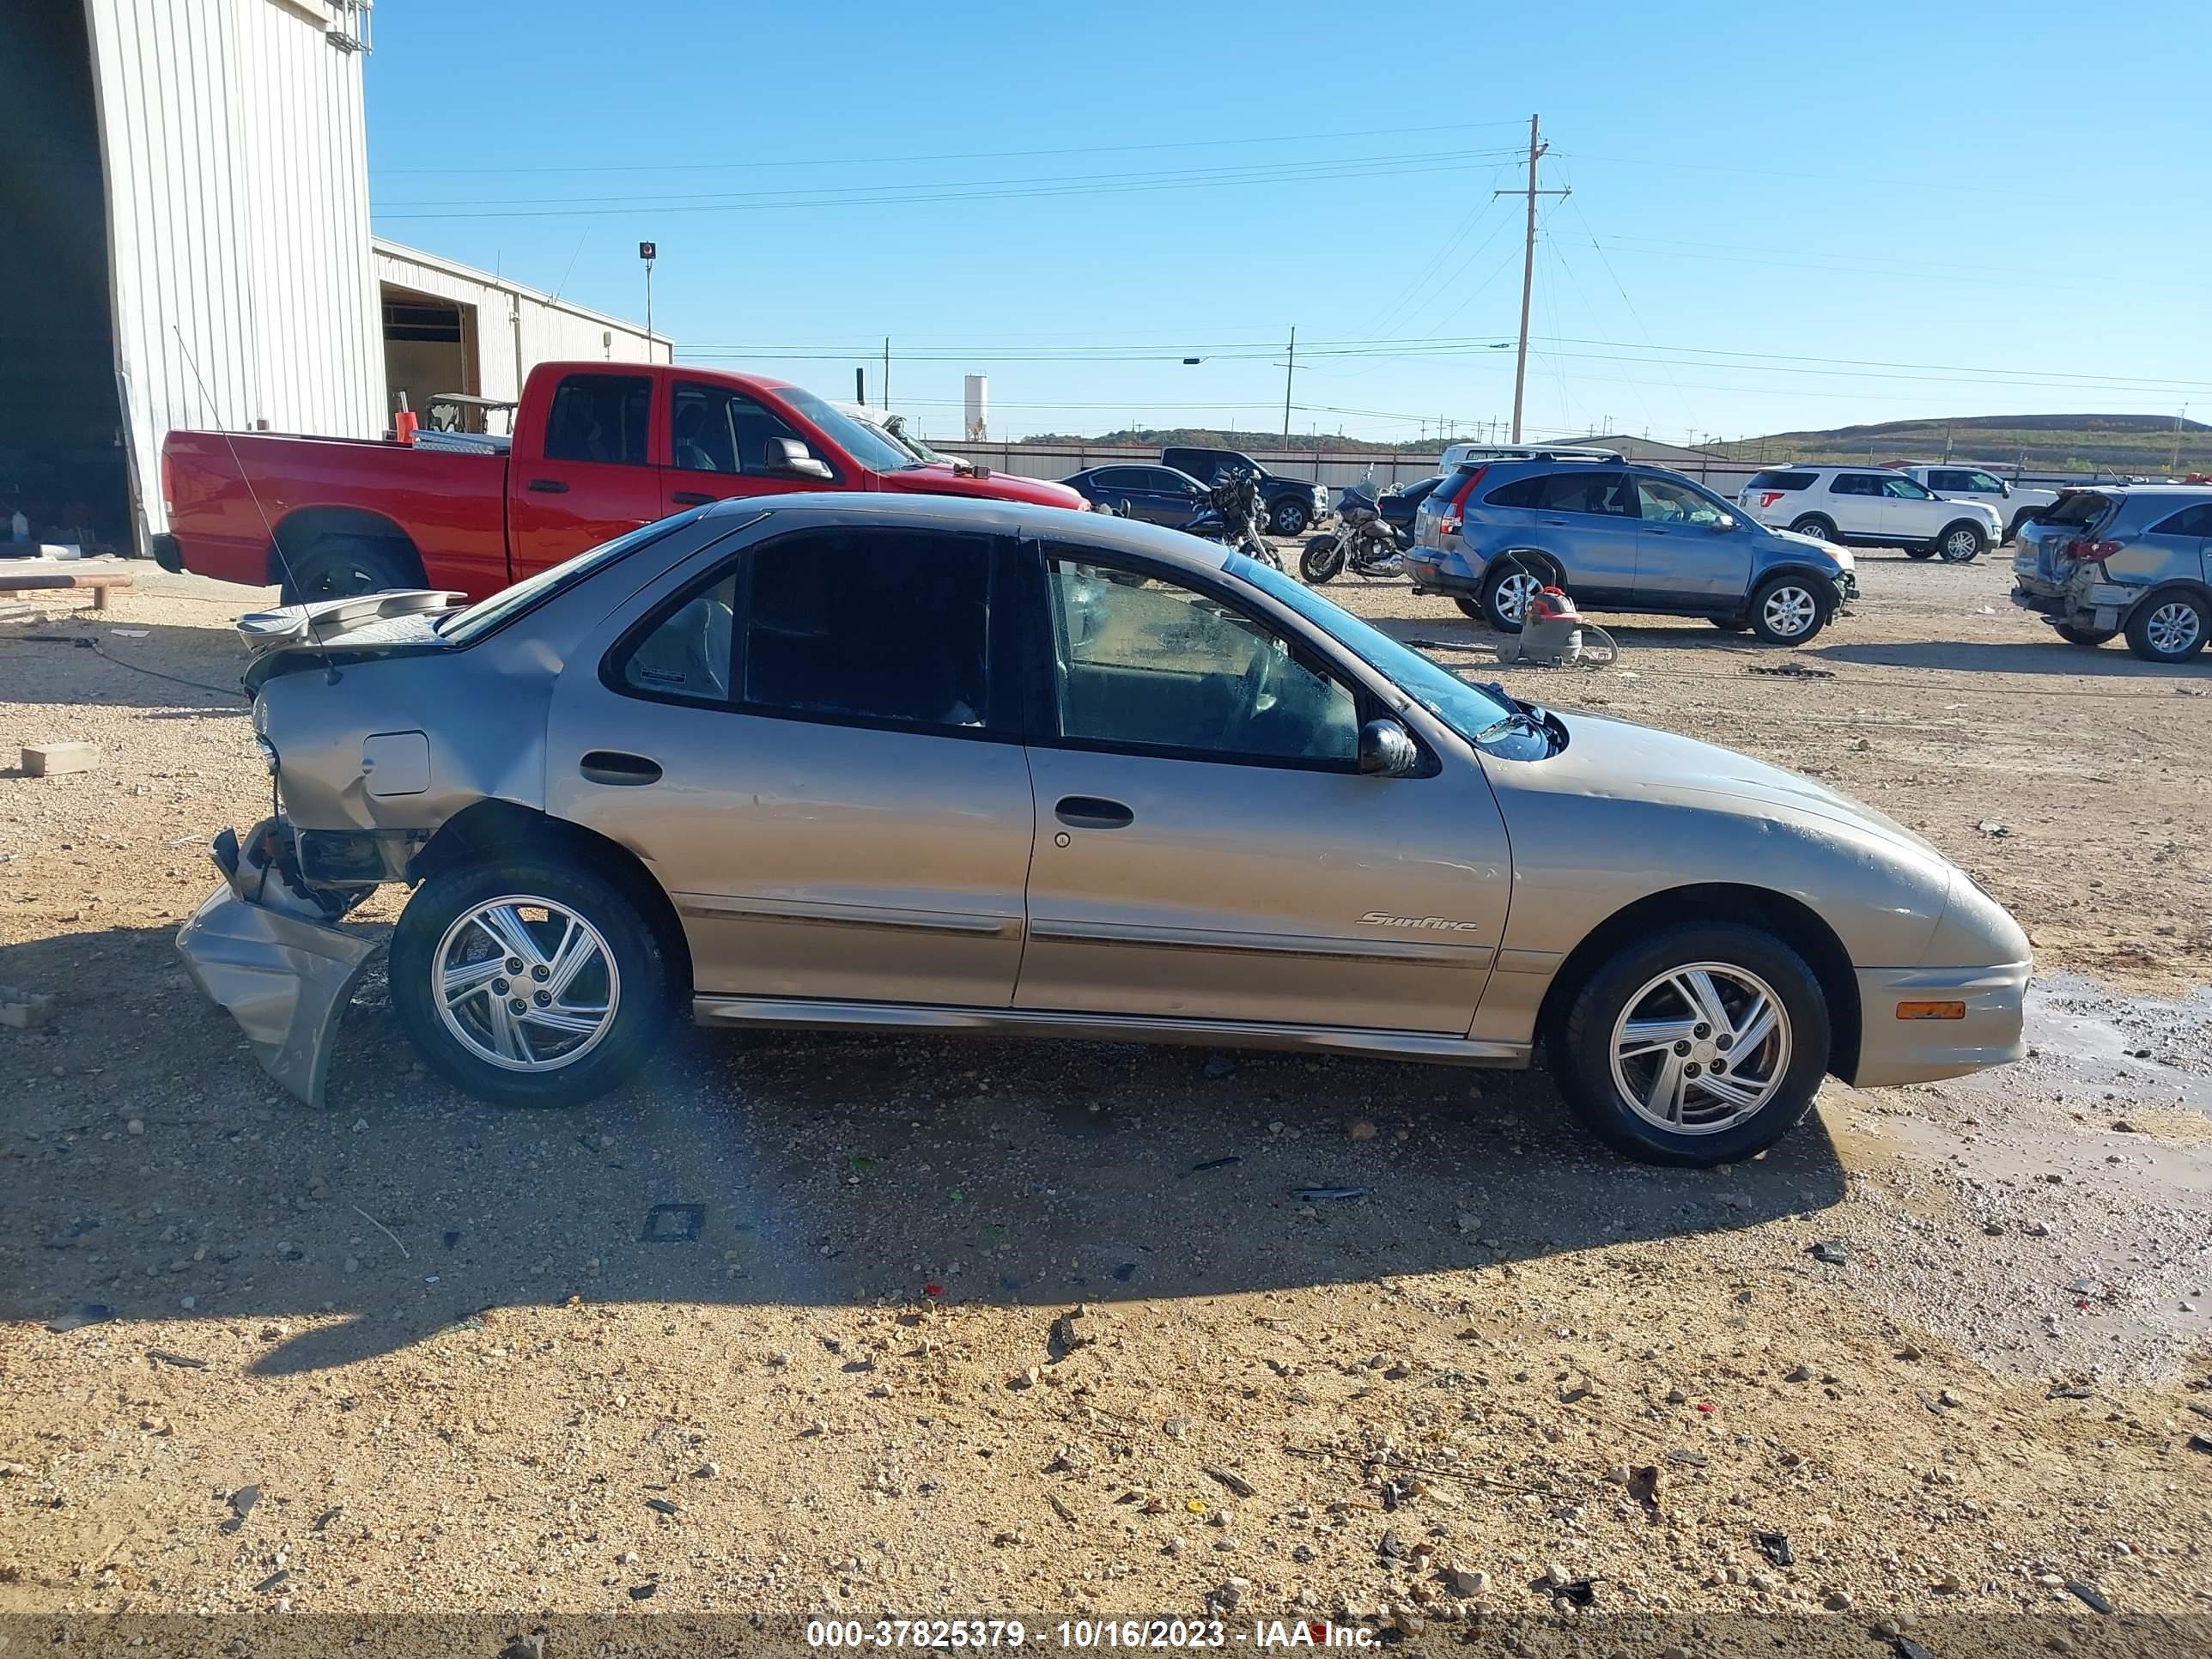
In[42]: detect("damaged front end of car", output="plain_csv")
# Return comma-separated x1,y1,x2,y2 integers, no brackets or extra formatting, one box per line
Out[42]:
175,819,385,1109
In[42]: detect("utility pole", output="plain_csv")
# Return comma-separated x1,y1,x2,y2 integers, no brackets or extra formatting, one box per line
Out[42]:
639,241,656,348
1942,418,1954,461
2172,404,2189,473
1496,114,1568,444
883,337,891,413
1281,325,1297,444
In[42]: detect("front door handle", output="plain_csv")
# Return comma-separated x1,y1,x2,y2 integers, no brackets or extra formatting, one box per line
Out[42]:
1055,794,1133,830
671,490,713,505
580,750,662,787
527,478,570,494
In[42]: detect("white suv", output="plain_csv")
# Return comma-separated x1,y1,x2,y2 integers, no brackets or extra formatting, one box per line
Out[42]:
1893,464,2060,544
1737,466,2005,562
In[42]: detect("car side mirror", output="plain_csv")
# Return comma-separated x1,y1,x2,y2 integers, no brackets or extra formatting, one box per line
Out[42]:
769,436,834,481
1358,718,1419,777
1708,514,1736,531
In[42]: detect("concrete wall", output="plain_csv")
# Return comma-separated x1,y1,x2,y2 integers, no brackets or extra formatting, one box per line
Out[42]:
83,0,384,544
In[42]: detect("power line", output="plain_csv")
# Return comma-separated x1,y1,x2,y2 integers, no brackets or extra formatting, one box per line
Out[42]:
378,119,1535,177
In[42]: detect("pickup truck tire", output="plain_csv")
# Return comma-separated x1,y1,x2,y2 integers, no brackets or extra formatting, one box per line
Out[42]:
1269,497,1310,537
390,855,672,1110
2053,623,2116,647
1786,514,1835,543
282,535,422,604
1549,921,1830,1167
2123,590,2209,664
1936,521,1987,563
2006,511,2038,544
1747,574,1828,646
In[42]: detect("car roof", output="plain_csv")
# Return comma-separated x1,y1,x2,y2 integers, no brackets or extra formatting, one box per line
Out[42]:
695,489,1234,573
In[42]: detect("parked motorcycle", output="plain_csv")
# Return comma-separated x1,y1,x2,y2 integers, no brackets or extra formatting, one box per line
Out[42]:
1182,466,1280,568
1301,478,1407,584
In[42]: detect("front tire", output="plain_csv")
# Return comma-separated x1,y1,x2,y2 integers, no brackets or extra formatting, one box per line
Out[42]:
2124,590,2209,664
1748,573,1828,645
1936,520,1987,562
390,856,671,1109
2053,623,2116,647
1301,534,1347,584
1550,922,1831,1166
1270,498,1310,537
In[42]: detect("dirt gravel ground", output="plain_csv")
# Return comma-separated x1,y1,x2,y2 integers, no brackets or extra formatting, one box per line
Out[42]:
1,550,2208,1651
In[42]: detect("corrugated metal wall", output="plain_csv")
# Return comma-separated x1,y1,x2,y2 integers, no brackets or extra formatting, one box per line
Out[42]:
372,240,670,410
82,0,382,543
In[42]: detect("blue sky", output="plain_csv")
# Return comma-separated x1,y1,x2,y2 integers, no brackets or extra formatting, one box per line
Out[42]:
366,2,2212,446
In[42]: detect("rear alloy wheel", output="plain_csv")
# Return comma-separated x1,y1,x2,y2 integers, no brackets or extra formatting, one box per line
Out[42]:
2053,623,2117,647
390,857,670,1109
1480,561,1547,633
1552,922,1830,1166
1787,515,1835,544
1937,521,1987,562
1270,498,1310,537
2124,591,2209,664
1747,574,1827,645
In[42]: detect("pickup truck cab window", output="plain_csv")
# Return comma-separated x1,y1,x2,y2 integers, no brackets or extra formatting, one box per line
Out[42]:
544,374,652,466
671,380,811,477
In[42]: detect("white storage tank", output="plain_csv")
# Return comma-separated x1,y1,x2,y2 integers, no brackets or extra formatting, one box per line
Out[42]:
963,374,989,441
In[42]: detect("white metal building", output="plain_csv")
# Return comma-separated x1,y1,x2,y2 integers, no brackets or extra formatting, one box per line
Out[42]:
374,241,671,434
1,0,663,554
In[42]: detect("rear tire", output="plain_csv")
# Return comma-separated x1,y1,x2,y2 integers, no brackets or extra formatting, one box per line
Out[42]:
1787,515,1836,544
1936,520,1987,562
2123,590,2209,664
2006,511,2036,544
1452,595,1486,622
1903,544,1937,561
281,535,422,604
390,855,672,1109
1708,618,1751,632
1747,573,1828,645
1549,921,1830,1167
1300,534,1347,585
2053,623,2116,647
1480,559,1547,633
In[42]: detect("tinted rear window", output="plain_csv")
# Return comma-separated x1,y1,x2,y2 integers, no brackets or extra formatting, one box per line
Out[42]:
1746,471,1817,491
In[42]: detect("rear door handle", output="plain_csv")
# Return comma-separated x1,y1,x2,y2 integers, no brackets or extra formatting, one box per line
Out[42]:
527,478,570,494
671,490,713,505
580,750,662,787
1540,517,1570,526
1055,794,1133,830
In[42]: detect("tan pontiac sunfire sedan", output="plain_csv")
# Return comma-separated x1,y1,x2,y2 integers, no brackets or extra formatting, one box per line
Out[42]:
179,495,2028,1167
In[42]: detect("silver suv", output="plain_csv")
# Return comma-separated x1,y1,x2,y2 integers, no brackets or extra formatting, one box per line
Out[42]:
2012,484,2212,663
1409,448,1857,645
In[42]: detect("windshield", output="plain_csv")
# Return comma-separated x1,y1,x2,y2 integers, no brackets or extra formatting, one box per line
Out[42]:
1230,556,1520,746
438,515,697,645
781,386,924,474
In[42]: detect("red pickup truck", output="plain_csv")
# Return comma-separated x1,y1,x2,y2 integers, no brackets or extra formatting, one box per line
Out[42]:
155,362,1085,602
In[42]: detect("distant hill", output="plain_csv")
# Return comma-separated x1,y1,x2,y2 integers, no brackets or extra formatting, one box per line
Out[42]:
1716,414,2212,474
1017,426,1438,455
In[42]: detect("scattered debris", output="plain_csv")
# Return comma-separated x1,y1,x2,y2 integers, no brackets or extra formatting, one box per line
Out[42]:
0,986,54,1030
640,1203,703,1243
1187,1155,1241,1174
45,1304,113,1334
252,1569,289,1594
350,1204,412,1261
1203,1467,1256,1498
1808,1240,1848,1266
1345,1118,1377,1142
1048,1307,1099,1359
1977,819,2012,838
1200,1053,1237,1080
145,1348,207,1370
1753,1530,1794,1567
1294,1186,1363,1202
1747,662,1833,679
2065,1580,2112,1614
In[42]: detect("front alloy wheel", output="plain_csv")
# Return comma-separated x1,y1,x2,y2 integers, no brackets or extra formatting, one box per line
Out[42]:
1271,498,1310,537
1552,921,1830,1165
1938,522,1987,562
1609,964,1789,1134
1749,576,1826,644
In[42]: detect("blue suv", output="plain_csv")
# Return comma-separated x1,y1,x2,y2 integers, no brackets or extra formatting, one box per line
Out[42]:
1409,448,1858,645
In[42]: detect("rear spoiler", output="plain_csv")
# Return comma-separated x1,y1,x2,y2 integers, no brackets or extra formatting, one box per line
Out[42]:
235,589,467,657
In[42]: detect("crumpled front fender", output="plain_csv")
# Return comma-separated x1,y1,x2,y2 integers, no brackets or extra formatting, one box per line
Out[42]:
175,848,380,1109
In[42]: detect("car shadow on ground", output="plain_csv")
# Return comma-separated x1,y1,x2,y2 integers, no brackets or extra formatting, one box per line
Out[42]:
1815,638,2203,678
0,621,251,709
3,923,1847,1377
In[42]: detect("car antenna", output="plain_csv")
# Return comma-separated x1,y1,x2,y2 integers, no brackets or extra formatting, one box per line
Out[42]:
171,325,340,686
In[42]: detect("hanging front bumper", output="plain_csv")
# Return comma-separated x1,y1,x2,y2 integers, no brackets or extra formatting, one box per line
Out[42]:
174,828,381,1108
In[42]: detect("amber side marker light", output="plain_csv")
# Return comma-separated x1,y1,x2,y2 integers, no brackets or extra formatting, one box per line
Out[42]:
1897,1001,1967,1021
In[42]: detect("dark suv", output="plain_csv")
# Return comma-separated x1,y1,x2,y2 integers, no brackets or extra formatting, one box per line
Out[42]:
1409,448,1858,646
1161,447,1330,537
